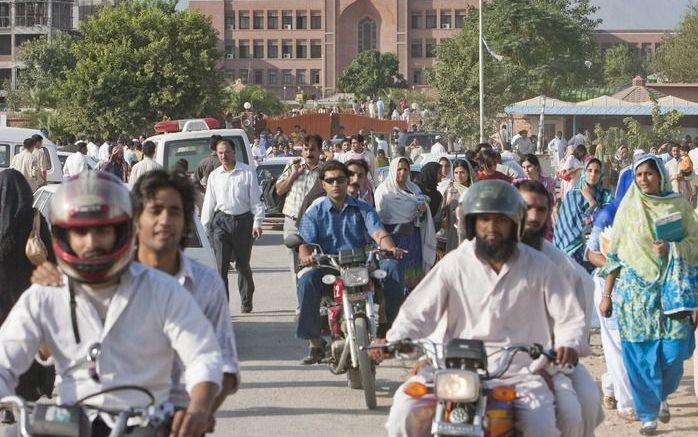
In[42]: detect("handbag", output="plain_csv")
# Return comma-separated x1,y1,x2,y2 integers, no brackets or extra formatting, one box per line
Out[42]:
26,210,48,266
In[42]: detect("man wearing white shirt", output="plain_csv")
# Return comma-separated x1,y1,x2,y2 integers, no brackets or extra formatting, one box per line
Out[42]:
86,137,99,162
63,142,89,177
430,135,447,154
98,138,112,163
375,134,389,156
548,131,567,173
201,139,265,312
128,140,162,187
0,171,221,436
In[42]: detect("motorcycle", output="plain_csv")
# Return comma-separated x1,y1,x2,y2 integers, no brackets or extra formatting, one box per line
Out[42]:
284,234,389,410
364,339,557,437
0,385,174,437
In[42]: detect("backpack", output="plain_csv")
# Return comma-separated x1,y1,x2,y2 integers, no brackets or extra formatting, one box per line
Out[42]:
261,175,286,215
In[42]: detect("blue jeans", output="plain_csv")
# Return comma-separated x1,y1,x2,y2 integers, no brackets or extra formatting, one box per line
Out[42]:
296,259,403,340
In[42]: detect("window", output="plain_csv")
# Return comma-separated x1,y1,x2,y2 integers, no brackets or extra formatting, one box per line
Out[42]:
224,14,235,30
455,10,466,28
238,40,250,59
296,40,307,58
253,40,264,58
253,11,264,29
282,69,292,85
282,39,292,58
254,69,263,84
282,10,292,29
0,144,9,168
162,136,248,173
411,12,422,29
410,39,422,58
224,70,235,80
425,39,436,58
267,11,278,29
425,10,437,29
268,69,278,85
268,40,279,58
225,44,235,59
239,69,249,84
311,10,321,29
310,69,320,85
310,39,322,58
297,69,306,85
358,17,376,52
413,69,422,85
239,11,250,30
440,10,452,28
296,10,307,30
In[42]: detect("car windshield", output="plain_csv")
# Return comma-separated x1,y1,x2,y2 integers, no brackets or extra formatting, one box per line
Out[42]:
163,135,248,174
256,163,287,183
0,144,9,168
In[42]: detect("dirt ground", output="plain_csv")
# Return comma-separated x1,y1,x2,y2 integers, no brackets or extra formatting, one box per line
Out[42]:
584,332,698,436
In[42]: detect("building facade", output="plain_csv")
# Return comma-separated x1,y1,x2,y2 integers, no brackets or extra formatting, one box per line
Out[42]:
188,0,689,98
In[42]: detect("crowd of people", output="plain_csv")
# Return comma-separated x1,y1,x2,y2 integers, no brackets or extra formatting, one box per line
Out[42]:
0,120,697,437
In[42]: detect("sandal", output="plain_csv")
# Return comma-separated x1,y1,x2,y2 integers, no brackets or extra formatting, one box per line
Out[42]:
602,396,617,410
639,421,657,436
617,409,639,422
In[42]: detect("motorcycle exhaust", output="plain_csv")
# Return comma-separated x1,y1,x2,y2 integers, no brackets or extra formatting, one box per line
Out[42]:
329,339,350,375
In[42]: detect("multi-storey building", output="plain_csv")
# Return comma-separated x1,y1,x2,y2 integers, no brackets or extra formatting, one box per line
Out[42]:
190,0,697,98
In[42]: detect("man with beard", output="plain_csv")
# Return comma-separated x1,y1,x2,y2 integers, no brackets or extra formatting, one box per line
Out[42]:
517,180,603,437
371,180,586,436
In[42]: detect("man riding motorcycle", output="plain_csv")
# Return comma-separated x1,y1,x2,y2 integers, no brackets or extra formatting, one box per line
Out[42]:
517,179,603,437
295,160,405,364
0,171,223,437
369,180,586,437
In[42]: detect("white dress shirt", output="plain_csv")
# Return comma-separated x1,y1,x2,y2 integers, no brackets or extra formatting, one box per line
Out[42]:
430,142,447,154
387,240,585,373
0,263,223,408
63,152,88,177
169,253,239,407
10,150,41,192
128,156,163,187
86,142,99,161
201,161,265,229
98,142,110,162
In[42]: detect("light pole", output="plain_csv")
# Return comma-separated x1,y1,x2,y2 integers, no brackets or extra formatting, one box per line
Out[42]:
478,0,484,143
283,86,287,101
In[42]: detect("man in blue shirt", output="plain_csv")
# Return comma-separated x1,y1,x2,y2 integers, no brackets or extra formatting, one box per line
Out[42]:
296,160,404,364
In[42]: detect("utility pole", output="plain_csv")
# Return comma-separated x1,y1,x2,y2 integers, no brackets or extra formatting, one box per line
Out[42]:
478,0,484,143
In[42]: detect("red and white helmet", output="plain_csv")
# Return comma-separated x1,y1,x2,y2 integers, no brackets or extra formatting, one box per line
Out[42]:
50,171,134,284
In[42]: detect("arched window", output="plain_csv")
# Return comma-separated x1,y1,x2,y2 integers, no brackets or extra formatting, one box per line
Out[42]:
358,17,376,52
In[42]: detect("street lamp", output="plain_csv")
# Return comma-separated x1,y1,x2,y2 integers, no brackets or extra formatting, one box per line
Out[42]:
283,86,287,100
478,0,484,143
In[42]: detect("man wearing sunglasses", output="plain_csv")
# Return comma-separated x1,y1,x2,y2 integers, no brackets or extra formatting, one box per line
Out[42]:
295,160,405,364
0,171,223,437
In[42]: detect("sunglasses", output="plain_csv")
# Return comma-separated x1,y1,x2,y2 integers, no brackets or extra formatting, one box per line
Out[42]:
323,176,348,185
87,342,102,383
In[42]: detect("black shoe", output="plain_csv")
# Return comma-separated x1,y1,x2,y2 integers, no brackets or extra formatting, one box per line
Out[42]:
240,305,253,314
301,347,324,365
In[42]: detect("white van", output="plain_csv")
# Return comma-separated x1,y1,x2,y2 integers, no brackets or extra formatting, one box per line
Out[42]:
0,127,63,184
145,128,254,175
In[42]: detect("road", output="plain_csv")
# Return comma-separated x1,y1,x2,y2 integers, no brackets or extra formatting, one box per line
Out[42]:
212,229,406,436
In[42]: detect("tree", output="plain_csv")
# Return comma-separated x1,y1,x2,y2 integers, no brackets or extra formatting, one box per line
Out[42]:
624,98,683,150
56,0,223,136
337,50,406,99
602,45,644,87
225,82,286,117
652,5,698,82
427,0,600,141
18,31,76,104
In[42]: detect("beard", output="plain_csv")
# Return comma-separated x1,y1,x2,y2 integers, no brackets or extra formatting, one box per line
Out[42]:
474,232,518,264
521,226,546,250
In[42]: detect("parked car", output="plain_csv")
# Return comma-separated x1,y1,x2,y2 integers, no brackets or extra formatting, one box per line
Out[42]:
0,127,62,184
256,156,295,228
33,184,216,269
145,126,253,177
396,131,447,153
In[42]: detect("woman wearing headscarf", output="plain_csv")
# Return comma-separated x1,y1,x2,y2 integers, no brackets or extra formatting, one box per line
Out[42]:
414,161,443,223
375,157,436,293
440,159,474,253
436,156,452,195
598,155,698,435
559,144,587,197
0,169,55,406
554,157,613,271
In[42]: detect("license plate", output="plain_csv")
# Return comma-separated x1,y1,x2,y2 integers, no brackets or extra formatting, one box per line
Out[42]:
434,422,484,437
346,292,368,302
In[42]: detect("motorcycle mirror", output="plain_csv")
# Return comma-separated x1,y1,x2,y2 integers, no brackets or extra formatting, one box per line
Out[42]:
284,233,304,249
321,274,337,285
371,269,387,280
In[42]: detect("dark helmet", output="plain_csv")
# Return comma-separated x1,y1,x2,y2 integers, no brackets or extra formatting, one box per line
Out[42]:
50,171,134,283
460,180,526,241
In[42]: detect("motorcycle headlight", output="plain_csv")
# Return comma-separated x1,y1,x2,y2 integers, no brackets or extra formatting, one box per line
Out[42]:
341,267,369,287
434,370,480,402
